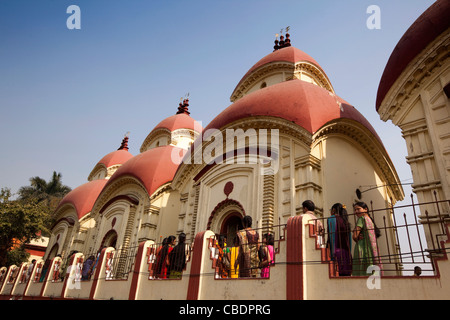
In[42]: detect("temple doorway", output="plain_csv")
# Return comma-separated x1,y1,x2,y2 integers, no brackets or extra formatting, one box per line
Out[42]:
47,243,59,260
220,212,243,247
100,230,118,249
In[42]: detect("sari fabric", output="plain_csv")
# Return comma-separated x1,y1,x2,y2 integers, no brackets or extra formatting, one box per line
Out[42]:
352,215,383,276
230,246,239,278
327,215,352,276
260,245,274,278
237,229,259,277
155,245,172,279
216,245,229,278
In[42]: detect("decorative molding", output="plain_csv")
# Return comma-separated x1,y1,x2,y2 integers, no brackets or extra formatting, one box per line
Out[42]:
149,183,172,201
170,128,199,147
294,62,334,93
378,32,449,122
262,164,275,231
294,154,321,170
91,176,149,218
231,62,294,102
88,163,107,182
50,216,76,231
140,128,171,153
206,198,246,231
99,195,139,214
231,61,334,102
190,184,200,240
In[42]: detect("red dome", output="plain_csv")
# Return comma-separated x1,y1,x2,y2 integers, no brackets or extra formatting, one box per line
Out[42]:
105,145,184,196
152,113,202,132
376,0,450,110
97,149,133,168
56,179,107,220
233,46,327,95
207,79,381,142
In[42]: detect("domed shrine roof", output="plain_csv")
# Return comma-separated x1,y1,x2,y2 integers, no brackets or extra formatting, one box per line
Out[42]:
376,0,450,110
231,32,334,102
56,179,108,220
235,46,322,88
207,79,381,142
140,99,203,152
105,145,184,196
220,30,381,143
88,135,134,181
151,99,202,133
153,113,198,132
97,136,133,168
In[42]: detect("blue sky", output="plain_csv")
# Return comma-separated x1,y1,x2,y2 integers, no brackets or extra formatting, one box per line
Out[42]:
0,0,435,204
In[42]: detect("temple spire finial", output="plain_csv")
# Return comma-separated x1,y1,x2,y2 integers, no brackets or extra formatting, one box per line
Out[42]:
273,33,280,51
284,26,291,47
118,132,130,151
176,93,191,115
273,27,292,51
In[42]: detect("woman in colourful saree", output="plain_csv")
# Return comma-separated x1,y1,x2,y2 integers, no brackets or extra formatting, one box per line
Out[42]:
260,233,274,278
229,237,239,278
352,202,383,276
216,235,229,278
327,203,352,276
155,235,175,279
236,215,259,278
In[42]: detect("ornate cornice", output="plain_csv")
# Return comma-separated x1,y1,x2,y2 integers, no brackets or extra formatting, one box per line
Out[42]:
231,61,334,102
51,216,76,231
88,163,107,182
140,128,171,153
231,62,294,102
378,31,450,123
99,195,139,214
294,62,334,93
149,183,172,201
294,154,321,170
91,176,149,219
170,128,199,148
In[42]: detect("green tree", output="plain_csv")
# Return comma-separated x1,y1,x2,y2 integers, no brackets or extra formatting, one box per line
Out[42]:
6,243,30,267
0,188,49,267
18,171,71,213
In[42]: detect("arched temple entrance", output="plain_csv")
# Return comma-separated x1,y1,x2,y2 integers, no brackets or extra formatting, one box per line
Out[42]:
47,243,59,260
207,198,246,245
220,212,243,246
100,229,118,249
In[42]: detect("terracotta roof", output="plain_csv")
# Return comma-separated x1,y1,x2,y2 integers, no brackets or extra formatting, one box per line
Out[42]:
152,113,202,132
56,179,107,219
105,145,184,196
207,79,382,142
232,46,327,96
97,149,133,168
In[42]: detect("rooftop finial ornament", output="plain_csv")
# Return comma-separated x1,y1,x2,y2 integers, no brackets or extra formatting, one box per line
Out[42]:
284,26,291,47
118,132,130,151
273,33,280,51
176,93,190,115
273,26,291,51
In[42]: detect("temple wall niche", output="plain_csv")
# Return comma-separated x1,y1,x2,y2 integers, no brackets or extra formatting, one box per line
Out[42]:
196,165,257,233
